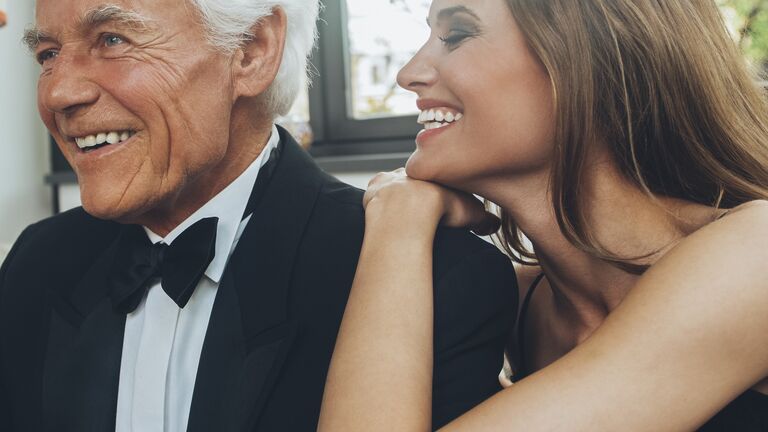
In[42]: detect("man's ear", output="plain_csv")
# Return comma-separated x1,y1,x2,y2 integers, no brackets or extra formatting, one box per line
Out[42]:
231,7,287,100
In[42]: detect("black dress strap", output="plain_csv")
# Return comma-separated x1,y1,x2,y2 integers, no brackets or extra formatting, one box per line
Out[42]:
513,272,545,382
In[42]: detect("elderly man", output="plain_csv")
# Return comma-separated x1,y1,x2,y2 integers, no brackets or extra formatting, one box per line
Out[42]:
0,0,516,431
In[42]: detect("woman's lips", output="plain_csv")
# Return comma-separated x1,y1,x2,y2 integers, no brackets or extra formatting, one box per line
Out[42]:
416,120,458,144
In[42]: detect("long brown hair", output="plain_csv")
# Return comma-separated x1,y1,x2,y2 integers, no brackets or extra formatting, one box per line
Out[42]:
495,0,768,271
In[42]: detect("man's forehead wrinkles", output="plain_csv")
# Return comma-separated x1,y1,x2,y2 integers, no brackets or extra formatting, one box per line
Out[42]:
22,4,157,51
78,4,158,32
25,3,159,51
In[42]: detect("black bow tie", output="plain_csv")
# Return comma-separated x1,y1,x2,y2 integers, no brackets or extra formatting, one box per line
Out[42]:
108,135,283,314
110,217,219,314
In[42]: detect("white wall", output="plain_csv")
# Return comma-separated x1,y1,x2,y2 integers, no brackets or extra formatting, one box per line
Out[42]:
0,0,51,261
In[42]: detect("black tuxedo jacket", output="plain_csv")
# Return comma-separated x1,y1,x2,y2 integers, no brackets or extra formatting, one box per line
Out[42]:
0,129,517,431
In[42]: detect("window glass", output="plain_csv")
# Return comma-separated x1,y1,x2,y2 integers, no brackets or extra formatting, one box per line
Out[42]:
345,0,431,119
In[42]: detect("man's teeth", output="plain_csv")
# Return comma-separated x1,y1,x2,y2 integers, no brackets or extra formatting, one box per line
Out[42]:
417,109,463,127
75,131,135,149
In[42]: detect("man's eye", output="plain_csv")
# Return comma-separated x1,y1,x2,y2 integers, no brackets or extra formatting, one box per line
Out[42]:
36,50,58,65
103,34,125,47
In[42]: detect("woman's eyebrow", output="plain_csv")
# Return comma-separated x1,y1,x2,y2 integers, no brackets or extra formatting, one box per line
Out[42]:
427,5,481,27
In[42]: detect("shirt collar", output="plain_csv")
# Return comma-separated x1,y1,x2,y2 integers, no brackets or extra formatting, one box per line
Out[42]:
144,124,280,283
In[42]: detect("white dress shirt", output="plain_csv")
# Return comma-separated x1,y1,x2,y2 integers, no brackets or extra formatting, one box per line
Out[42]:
115,126,280,432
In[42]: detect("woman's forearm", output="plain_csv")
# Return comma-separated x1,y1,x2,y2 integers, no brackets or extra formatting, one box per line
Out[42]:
318,211,439,432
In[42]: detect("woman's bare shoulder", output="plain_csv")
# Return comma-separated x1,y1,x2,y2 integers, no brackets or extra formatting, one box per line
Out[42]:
719,199,768,219
690,199,768,255
641,199,768,328
658,199,768,282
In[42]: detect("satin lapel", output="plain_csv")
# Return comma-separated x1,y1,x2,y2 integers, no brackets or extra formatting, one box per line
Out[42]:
188,132,324,432
43,227,127,431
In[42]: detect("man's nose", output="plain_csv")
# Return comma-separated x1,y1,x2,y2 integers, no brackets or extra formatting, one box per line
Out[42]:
396,46,438,93
40,53,100,115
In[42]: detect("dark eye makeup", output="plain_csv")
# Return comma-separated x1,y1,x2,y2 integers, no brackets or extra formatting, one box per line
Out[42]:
438,17,480,49
439,30,474,47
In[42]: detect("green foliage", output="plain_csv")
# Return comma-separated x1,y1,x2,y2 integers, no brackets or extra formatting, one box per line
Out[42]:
719,0,768,69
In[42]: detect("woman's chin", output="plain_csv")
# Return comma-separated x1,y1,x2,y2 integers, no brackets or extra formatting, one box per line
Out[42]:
405,152,438,182
406,154,461,187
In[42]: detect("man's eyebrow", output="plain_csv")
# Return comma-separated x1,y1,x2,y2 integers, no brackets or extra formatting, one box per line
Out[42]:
22,27,51,52
22,4,157,52
426,5,481,28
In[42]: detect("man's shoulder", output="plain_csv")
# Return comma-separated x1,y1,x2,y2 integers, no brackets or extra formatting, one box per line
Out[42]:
2,207,120,282
16,207,119,248
306,176,366,232
431,229,517,319
433,228,512,280
317,175,365,209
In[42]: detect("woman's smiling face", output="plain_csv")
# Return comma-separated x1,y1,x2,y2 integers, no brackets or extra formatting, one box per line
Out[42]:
398,0,555,191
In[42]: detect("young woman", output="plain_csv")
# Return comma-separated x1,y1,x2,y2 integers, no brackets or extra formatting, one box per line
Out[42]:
317,0,768,430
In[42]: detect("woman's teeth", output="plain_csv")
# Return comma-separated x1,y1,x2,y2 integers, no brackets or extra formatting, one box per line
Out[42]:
75,130,135,150
417,108,463,130
424,122,451,130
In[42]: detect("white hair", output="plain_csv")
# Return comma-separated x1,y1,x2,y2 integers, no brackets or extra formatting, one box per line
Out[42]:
187,0,320,117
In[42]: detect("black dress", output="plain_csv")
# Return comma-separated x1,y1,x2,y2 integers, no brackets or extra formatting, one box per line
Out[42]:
513,274,768,431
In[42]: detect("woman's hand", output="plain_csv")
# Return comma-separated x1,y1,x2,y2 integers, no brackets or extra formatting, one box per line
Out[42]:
364,168,501,235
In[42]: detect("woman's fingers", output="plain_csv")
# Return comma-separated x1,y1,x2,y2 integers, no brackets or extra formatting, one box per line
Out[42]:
362,169,500,234
363,168,426,210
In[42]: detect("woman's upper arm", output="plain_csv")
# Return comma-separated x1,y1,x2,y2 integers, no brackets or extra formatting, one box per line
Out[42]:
441,201,768,432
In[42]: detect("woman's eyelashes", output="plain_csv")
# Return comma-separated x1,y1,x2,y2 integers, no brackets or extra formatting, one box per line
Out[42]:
438,29,474,48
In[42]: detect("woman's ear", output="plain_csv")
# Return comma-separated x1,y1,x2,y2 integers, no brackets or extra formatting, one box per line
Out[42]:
231,7,287,100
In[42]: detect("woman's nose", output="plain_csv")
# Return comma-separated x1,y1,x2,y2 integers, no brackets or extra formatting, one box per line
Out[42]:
397,45,438,93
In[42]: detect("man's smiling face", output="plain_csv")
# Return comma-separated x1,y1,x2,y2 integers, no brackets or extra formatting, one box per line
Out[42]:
30,0,236,224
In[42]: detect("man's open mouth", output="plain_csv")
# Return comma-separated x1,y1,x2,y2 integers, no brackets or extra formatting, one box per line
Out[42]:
73,130,136,152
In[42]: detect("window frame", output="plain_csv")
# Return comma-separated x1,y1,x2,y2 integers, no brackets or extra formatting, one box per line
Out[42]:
307,0,422,157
